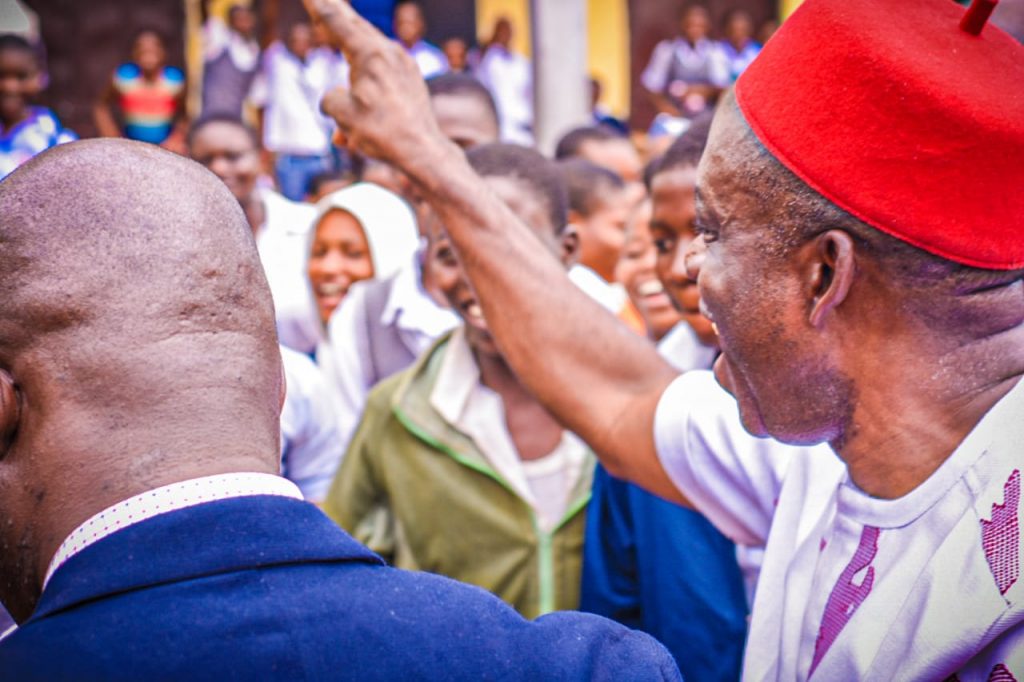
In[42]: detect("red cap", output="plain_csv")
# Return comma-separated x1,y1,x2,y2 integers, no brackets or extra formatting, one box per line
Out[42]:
734,0,1024,270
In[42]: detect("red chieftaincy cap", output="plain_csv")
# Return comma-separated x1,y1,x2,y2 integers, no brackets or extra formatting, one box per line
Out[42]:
734,0,1024,270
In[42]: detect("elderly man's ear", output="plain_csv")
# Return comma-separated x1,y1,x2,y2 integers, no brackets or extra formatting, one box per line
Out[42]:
0,370,20,458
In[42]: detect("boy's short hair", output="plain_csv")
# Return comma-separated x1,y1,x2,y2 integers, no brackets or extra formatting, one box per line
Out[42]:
307,169,355,197
557,158,626,217
642,156,663,192
0,34,38,62
466,143,568,234
553,125,625,161
187,114,259,149
426,73,500,129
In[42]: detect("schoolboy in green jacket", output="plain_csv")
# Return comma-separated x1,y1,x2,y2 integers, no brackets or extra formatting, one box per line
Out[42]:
325,143,595,618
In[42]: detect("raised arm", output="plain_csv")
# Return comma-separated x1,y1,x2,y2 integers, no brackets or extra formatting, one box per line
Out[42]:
303,0,685,504
92,78,122,139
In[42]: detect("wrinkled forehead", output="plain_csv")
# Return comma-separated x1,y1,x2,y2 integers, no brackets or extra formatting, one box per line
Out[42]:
696,99,762,213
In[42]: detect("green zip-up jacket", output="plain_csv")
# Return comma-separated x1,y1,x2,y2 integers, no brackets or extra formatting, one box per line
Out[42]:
324,332,594,619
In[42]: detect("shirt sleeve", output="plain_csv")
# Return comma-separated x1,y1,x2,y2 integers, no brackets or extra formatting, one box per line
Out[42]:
202,17,231,62
641,40,675,93
278,347,345,503
653,370,790,548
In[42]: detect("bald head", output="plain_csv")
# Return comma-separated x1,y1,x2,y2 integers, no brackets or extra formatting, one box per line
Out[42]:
0,140,283,621
1,140,275,352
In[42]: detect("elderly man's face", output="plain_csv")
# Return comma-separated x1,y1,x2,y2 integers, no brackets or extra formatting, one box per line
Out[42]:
687,102,849,444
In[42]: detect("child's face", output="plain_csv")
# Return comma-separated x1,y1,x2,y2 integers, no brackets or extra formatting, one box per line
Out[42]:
575,186,634,283
681,7,711,44
616,200,681,341
441,38,467,71
433,175,568,359
650,164,717,347
0,48,41,123
307,209,374,325
132,32,166,74
286,24,313,60
228,6,256,37
394,4,425,46
189,122,261,204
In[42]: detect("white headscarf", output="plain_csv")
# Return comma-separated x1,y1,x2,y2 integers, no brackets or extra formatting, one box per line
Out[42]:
311,182,420,283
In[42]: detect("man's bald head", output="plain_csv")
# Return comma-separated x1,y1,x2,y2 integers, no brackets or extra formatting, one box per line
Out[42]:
0,140,276,354
0,140,283,620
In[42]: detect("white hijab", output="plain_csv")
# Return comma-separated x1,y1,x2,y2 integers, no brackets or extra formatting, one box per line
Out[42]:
311,182,420,283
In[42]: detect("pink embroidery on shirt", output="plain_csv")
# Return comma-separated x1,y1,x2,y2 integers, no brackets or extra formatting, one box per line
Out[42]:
981,469,1020,596
809,525,880,677
989,663,1017,682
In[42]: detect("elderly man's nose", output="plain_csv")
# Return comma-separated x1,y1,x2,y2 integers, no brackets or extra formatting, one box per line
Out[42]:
683,235,707,281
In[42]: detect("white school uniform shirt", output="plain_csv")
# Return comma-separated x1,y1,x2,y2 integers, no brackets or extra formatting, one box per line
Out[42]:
655,370,1024,680
254,188,321,355
640,37,731,94
202,17,259,71
251,43,338,155
657,321,718,373
568,265,627,314
279,345,345,503
405,40,448,79
430,328,588,532
475,45,534,146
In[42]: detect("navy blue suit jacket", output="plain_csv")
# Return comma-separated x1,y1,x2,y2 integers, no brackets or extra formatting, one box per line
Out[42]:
0,495,680,681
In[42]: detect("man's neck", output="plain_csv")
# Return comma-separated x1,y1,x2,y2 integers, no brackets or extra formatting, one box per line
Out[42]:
836,327,1024,499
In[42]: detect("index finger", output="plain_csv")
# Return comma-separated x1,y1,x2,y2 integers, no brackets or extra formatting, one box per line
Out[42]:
303,0,381,60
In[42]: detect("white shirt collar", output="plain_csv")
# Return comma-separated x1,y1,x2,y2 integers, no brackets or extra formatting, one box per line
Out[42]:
43,472,302,588
428,329,586,521
567,264,627,313
380,253,460,337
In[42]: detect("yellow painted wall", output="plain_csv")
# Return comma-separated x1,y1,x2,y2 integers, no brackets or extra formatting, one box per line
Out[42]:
780,0,804,20
475,0,532,56
587,0,629,119
475,0,630,119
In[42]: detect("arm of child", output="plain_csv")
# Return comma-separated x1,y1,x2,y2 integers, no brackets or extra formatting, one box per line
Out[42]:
92,78,122,139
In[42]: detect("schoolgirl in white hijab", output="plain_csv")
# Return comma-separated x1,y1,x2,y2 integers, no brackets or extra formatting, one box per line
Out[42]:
306,182,420,334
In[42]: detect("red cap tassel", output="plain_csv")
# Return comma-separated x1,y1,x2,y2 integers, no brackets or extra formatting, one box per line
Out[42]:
960,0,999,36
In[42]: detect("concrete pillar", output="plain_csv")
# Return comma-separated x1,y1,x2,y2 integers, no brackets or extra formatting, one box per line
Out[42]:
530,0,590,155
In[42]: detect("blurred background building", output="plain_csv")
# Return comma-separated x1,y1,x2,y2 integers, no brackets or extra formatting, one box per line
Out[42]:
7,0,1024,139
